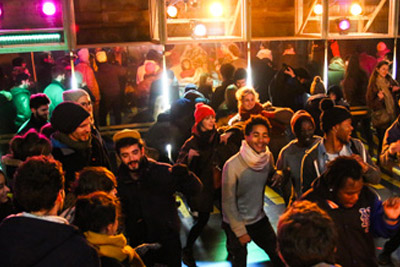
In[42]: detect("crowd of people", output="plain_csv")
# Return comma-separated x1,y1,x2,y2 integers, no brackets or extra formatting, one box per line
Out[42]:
1,40,400,267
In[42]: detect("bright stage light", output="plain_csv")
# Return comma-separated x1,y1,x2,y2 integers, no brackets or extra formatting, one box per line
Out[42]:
314,4,323,15
210,2,223,17
193,23,207,37
0,4,3,18
338,19,350,32
350,3,362,16
167,5,178,18
42,2,56,16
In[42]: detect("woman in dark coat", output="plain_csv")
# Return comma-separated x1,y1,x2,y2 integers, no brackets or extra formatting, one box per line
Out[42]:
177,103,221,267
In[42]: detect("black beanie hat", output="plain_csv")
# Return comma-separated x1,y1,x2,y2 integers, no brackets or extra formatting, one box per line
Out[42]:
51,101,90,134
320,98,351,133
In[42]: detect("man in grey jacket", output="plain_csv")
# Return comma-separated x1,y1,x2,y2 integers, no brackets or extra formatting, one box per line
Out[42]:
221,115,283,267
300,99,380,198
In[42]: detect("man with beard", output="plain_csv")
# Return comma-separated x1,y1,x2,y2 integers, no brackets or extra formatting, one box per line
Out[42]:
113,129,202,267
50,102,110,191
222,115,284,267
0,156,99,266
300,99,380,198
276,110,322,204
17,93,50,135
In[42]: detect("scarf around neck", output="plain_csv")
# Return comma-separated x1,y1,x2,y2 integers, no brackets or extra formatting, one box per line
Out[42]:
85,231,143,264
239,140,271,171
53,131,92,151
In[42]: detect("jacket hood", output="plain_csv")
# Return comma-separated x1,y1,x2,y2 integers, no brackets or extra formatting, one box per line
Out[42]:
0,216,83,266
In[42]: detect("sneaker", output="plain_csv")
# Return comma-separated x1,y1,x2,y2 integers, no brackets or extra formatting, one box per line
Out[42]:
378,251,393,266
182,247,197,267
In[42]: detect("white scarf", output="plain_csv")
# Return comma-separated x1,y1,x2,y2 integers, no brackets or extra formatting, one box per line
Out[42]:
239,140,271,171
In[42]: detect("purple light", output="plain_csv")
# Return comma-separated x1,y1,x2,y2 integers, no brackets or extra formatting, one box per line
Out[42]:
42,2,56,16
338,19,350,31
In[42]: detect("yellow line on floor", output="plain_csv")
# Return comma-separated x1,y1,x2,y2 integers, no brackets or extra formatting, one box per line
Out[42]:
264,186,285,205
381,173,400,188
176,195,191,218
369,183,385,189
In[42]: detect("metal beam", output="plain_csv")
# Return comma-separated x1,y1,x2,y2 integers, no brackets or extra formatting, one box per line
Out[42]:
297,0,318,35
363,0,387,33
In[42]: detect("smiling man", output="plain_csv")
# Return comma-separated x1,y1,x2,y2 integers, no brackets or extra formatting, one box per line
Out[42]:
302,156,400,267
50,102,110,191
300,99,380,197
113,129,202,267
221,115,284,267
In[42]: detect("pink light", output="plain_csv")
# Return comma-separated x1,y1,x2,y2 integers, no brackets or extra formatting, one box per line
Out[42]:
338,19,350,31
42,2,56,16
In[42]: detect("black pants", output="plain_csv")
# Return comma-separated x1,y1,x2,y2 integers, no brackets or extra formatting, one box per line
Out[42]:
222,217,284,267
99,95,121,126
185,212,211,248
383,229,400,254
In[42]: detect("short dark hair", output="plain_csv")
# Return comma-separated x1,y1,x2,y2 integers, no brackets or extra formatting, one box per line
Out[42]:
233,68,247,82
15,73,29,86
278,200,337,267
115,137,144,154
220,63,235,81
74,167,117,197
73,192,119,233
12,57,25,67
323,156,362,193
14,156,64,212
10,129,52,161
244,115,271,136
30,93,50,109
51,65,65,79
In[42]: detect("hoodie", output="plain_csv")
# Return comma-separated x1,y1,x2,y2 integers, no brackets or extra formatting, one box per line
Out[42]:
0,215,99,266
302,176,399,267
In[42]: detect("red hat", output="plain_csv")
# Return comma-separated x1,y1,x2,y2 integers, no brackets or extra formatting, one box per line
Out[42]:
193,103,215,130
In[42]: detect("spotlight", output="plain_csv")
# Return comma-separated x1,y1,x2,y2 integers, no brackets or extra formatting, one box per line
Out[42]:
337,18,350,34
0,4,3,18
350,3,362,16
314,4,323,15
167,5,178,18
192,22,207,38
210,2,223,17
42,1,56,16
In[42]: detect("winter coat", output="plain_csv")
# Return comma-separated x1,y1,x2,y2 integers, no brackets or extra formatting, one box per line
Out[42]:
302,177,399,267
0,216,100,266
75,62,100,103
43,80,66,116
300,138,381,197
17,114,48,136
177,129,220,212
10,86,31,128
0,91,17,134
117,157,202,246
380,117,400,165
96,63,126,98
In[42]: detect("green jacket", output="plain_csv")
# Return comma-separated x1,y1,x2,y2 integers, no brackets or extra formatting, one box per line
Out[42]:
43,80,66,116
10,86,31,128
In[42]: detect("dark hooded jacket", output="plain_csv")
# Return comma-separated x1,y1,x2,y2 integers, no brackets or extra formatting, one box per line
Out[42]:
302,176,399,267
0,216,99,266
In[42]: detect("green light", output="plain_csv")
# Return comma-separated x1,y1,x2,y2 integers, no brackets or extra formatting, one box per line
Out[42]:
0,33,62,45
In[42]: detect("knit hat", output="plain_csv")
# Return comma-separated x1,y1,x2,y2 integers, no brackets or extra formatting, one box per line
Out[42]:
290,110,315,135
63,89,89,102
193,103,215,132
113,129,141,143
319,98,351,133
51,102,90,134
310,76,326,95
